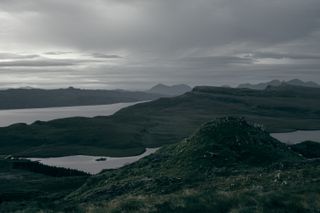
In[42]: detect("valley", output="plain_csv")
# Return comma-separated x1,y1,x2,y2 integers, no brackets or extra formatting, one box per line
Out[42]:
0,85,320,157
0,85,320,212
2,0,320,211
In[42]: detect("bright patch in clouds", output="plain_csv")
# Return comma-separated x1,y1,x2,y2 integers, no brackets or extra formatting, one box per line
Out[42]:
0,0,319,89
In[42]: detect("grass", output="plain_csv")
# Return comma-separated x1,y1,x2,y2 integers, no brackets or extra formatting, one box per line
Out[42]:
290,141,320,158
0,159,88,212
1,118,320,212
60,118,320,212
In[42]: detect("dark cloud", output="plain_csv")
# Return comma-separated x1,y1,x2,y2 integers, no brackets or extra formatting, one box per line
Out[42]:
0,60,75,67
0,53,39,60
0,0,319,89
182,56,254,66
91,53,122,59
1,0,319,53
44,51,73,55
0,58,104,68
251,52,320,60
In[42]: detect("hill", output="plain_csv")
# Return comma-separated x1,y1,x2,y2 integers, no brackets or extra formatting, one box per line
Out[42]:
238,79,320,90
1,85,320,157
147,84,192,96
290,141,320,158
59,118,320,212
0,87,163,110
1,118,320,212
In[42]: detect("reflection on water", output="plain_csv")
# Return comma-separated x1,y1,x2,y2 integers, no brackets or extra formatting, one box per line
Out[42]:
27,148,159,174
0,101,144,127
271,130,320,144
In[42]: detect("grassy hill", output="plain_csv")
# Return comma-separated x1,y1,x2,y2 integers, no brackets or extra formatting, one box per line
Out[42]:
67,118,302,201
290,141,320,158
16,117,317,212
1,85,320,157
64,118,319,212
1,118,320,212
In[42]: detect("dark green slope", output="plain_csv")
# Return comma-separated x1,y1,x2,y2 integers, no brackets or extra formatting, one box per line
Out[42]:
290,141,320,158
1,118,319,212
168,117,301,168
0,158,88,212
0,87,163,110
1,85,320,157
62,118,320,213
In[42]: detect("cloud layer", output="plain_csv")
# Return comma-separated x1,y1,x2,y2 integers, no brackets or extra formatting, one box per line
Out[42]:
0,0,319,89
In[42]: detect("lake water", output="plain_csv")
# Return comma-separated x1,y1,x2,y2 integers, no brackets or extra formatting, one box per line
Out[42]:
1,101,154,174
0,101,144,127
4,101,319,173
27,148,159,174
271,130,320,144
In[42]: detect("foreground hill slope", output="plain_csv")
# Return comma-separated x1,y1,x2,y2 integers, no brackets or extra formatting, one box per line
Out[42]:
1,85,320,157
61,118,320,212
0,118,319,212
290,141,320,158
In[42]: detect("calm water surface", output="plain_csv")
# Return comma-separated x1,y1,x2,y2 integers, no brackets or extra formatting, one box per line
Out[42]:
27,148,159,174
271,130,320,144
1,101,154,174
0,101,144,127
4,101,319,173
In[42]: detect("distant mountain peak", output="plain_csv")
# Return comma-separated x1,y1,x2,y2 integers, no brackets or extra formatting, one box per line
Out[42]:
287,79,303,84
238,79,320,90
153,83,167,87
147,83,192,96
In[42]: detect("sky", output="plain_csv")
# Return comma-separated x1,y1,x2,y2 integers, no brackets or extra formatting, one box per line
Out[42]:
0,0,320,90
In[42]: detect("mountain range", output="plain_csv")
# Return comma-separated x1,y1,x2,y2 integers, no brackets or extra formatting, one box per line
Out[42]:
1,84,320,212
1,84,320,158
238,79,320,90
0,87,162,110
0,84,192,110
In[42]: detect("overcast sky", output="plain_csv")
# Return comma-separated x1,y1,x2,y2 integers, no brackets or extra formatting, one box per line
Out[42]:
0,0,320,89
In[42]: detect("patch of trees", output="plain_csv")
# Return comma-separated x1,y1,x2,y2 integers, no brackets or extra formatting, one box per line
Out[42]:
12,160,90,177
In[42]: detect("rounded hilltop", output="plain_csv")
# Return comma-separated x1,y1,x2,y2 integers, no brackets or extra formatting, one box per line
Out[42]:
68,117,305,204
162,117,302,170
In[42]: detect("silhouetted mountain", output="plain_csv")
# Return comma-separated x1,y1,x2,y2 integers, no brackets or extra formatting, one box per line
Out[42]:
147,84,192,96
286,79,320,88
0,87,164,110
238,80,282,90
238,79,320,90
